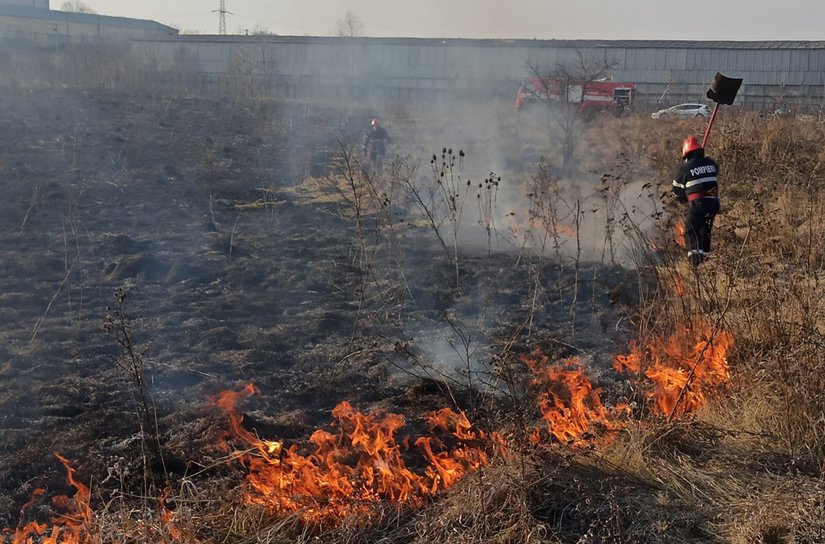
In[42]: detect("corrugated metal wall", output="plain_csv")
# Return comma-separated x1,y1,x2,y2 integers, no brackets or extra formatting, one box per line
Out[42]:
128,37,825,109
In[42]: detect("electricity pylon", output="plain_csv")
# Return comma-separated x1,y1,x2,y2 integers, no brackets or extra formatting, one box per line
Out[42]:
214,0,228,35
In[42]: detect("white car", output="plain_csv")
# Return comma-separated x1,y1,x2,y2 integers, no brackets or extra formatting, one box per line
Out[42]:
651,103,711,119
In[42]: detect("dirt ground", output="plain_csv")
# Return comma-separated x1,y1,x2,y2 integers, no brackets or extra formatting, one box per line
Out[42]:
0,88,639,522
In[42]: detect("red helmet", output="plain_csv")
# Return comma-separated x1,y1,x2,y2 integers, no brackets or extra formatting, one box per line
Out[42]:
371,118,379,127
681,135,703,159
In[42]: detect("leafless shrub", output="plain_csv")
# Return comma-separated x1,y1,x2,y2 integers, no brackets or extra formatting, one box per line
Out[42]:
103,287,168,494
476,172,501,258
226,45,279,107
398,148,470,288
315,141,412,336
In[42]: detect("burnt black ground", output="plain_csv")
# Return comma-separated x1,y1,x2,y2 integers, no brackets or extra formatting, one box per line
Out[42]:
0,89,638,522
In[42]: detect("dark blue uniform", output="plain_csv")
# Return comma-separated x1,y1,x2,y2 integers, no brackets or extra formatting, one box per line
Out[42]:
672,154,720,264
363,125,389,166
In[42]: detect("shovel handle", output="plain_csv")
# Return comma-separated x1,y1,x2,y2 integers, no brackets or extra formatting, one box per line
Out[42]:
701,103,721,148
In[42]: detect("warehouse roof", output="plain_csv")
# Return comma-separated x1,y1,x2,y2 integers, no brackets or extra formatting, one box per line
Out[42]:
0,4,178,34
148,35,825,50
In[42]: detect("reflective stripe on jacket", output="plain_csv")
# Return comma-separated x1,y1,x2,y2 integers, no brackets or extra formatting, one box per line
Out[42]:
672,156,719,203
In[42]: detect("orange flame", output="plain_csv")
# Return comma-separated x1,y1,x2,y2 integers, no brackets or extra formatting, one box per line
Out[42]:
522,353,622,444
614,322,733,417
3,453,94,544
2,458,186,544
508,211,576,241
675,220,686,248
159,488,182,541
214,386,506,525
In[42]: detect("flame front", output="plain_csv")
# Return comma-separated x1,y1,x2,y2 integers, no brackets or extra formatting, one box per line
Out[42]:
2,453,94,544
523,353,621,443
1,327,733,535
614,322,733,417
214,387,505,524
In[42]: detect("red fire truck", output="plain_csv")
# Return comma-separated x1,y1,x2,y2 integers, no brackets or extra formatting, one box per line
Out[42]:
515,77,636,116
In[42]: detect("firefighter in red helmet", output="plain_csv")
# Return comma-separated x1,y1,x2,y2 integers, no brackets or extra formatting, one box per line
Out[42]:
363,117,390,173
671,135,720,265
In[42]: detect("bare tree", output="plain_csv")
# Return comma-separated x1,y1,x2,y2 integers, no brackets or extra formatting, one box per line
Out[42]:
227,45,279,105
60,0,96,13
335,11,365,37
525,50,617,170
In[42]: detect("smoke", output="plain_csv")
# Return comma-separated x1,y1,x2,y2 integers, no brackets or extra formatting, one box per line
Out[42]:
0,38,649,502
360,88,656,389
372,96,659,263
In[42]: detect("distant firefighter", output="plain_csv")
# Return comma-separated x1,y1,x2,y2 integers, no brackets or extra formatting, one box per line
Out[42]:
671,135,720,266
363,117,389,171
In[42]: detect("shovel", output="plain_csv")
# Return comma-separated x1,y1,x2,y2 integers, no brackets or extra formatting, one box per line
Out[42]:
701,72,743,147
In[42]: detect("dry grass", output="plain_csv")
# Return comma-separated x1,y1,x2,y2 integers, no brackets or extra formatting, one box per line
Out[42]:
586,111,825,543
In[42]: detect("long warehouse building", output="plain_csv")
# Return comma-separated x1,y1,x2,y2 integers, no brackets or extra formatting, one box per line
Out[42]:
129,35,825,109
0,1,823,110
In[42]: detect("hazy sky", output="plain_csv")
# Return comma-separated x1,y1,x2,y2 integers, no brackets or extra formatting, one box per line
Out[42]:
65,0,824,40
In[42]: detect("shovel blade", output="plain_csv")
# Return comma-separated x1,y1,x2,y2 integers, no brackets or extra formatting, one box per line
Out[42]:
706,72,743,105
